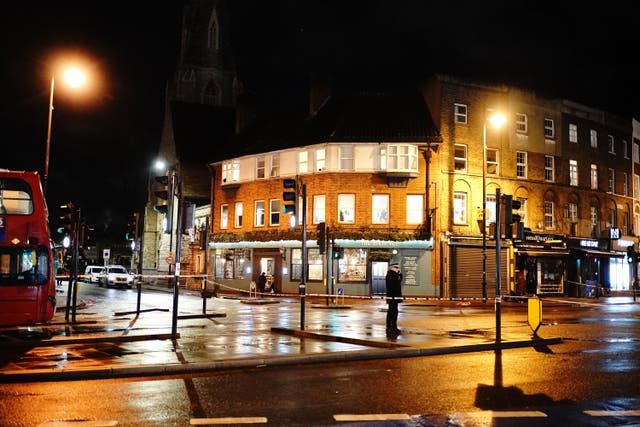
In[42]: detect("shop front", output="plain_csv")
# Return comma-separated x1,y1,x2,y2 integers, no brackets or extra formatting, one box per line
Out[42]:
566,231,637,297
513,232,568,296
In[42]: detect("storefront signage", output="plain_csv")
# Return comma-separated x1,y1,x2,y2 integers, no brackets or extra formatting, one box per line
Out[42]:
579,239,599,248
610,227,620,240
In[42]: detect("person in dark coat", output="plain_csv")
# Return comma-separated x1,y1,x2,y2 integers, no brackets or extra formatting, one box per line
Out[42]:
385,263,403,335
257,272,267,295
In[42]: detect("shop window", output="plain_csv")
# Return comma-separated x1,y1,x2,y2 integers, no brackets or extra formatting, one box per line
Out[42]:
337,248,368,283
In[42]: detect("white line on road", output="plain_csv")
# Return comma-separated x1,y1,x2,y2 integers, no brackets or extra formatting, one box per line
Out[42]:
585,410,640,416
334,414,411,421
39,421,118,427
454,411,547,418
190,417,267,425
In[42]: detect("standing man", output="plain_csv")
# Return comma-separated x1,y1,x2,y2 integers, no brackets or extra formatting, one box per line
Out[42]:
258,272,267,295
385,262,402,335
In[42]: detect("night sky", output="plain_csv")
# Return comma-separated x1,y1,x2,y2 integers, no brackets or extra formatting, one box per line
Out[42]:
2,1,639,238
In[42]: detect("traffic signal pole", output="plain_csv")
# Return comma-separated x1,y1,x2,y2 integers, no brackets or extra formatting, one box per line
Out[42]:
299,183,307,330
495,188,502,343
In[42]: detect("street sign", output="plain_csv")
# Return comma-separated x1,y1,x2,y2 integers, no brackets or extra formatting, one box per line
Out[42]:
103,248,110,259
166,255,175,265
528,297,542,335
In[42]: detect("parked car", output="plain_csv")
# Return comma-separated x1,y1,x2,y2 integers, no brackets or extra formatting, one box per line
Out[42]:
99,265,133,288
83,266,105,284
128,270,141,286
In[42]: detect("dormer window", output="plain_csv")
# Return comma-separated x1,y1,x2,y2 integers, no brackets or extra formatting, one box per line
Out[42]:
222,160,240,184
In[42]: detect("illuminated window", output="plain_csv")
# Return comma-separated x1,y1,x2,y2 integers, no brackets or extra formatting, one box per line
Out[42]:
569,123,578,143
315,148,325,171
234,202,243,228
298,151,308,174
372,194,389,224
338,194,355,223
222,161,240,183
569,160,578,186
256,157,266,179
590,129,598,148
220,204,228,229
254,200,265,226
270,153,280,177
453,192,466,225
486,194,496,224
340,145,354,170
337,248,368,283
313,194,325,224
590,164,598,190
385,144,418,171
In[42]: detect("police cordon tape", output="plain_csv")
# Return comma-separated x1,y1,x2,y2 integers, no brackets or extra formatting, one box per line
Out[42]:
55,274,636,302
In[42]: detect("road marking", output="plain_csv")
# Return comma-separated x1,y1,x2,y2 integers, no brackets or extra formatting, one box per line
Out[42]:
190,417,267,425
39,422,118,427
334,414,411,421
585,410,640,416
455,411,547,418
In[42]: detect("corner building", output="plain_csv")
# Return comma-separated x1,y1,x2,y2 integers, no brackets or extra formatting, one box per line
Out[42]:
206,75,640,299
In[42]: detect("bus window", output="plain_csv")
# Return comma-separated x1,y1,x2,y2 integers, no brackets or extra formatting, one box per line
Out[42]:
0,178,34,215
0,247,46,285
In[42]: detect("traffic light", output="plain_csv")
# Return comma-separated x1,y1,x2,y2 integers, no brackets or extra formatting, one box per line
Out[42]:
126,213,138,241
153,173,173,233
282,178,297,216
317,222,326,254
332,245,344,259
502,194,523,240
627,245,635,263
59,203,75,235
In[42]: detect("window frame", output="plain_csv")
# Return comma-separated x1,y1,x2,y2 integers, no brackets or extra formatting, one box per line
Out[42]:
544,118,555,139
254,200,265,227
544,155,554,182
515,113,528,134
337,194,355,224
372,194,390,224
454,144,467,172
569,123,578,143
454,103,468,124
453,192,467,225
406,194,424,224
516,151,527,178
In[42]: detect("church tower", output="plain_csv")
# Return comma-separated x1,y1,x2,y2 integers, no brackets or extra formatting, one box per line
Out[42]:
174,0,240,108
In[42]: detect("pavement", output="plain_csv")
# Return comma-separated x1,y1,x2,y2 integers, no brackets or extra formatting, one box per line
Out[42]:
0,282,569,383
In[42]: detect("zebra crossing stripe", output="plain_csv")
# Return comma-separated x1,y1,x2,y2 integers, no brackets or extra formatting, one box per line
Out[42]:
190,417,267,425
455,411,547,418
38,422,118,427
585,410,640,417
334,414,411,421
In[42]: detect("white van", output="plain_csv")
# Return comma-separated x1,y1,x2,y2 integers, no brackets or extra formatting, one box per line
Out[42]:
83,266,105,283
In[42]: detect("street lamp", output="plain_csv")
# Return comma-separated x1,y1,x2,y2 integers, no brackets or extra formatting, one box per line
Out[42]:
43,65,87,196
481,112,506,303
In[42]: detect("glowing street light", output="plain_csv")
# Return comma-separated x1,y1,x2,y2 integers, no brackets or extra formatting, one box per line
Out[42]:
481,112,506,303
43,63,88,197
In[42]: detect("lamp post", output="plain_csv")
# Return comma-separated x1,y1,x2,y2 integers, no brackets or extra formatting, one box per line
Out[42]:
481,113,506,304
43,66,87,196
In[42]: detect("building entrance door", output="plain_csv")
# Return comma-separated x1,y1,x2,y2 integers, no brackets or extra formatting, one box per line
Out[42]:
372,261,387,295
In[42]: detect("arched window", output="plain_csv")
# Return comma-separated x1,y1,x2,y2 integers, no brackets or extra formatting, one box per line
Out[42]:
208,10,219,50
203,80,220,105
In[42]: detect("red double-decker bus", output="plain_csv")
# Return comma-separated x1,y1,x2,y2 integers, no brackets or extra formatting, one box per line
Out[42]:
0,169,56,325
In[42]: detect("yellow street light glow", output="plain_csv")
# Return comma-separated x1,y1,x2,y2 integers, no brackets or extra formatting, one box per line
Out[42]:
63,67,87,88
488,113,506,129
